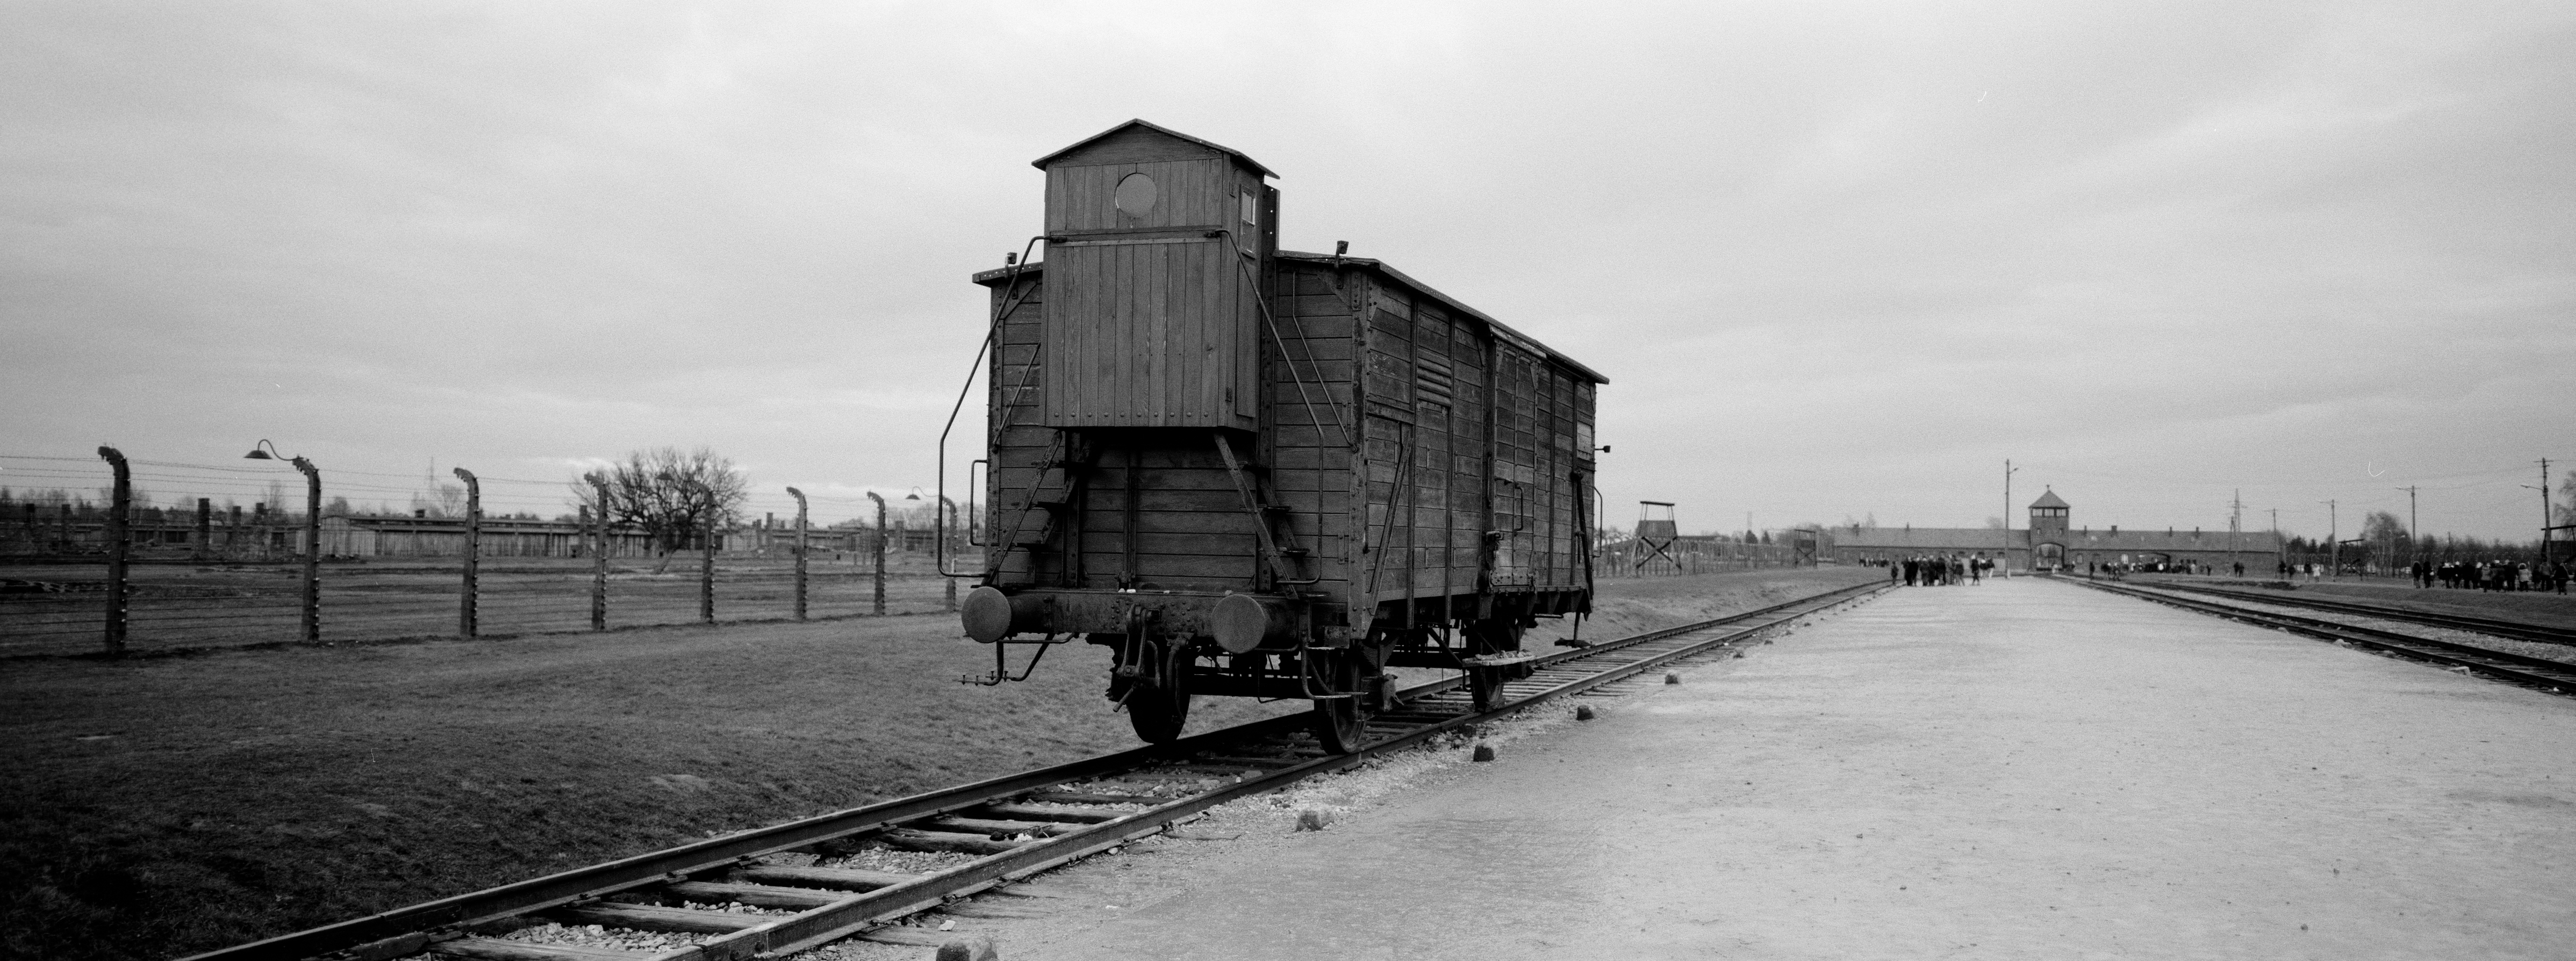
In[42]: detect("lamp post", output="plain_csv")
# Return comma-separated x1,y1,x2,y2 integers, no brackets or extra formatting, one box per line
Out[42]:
244,440,322,644
2003,459,2018,575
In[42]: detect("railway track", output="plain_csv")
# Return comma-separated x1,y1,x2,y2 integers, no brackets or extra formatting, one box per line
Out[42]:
185,579,1891,961
2076,579,2576,696
2136,580,2576,647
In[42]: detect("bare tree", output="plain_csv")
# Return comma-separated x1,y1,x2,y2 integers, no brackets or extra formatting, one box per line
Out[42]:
600,446,747,573
2360,510,2409,571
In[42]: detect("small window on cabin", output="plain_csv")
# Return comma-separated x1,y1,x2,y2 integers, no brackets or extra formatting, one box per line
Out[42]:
1240,190,1258,225
1114,173,1158,217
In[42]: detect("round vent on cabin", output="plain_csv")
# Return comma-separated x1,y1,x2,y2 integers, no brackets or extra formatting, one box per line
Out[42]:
1113,172,1158,217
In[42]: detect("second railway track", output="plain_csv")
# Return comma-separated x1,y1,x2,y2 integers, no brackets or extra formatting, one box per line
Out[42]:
2076,579,2576,697
2134,580,2576,647
185,579,1891,961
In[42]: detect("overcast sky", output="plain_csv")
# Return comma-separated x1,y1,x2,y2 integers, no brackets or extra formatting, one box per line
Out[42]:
4,1,2570,539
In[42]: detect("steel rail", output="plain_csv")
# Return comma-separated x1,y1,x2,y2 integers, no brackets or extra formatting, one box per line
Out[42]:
2139,580,2576,647
2077,580,2576,695
180,577,1888,961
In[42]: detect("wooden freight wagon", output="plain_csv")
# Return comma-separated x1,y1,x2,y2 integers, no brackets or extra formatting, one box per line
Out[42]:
956,120,1606,752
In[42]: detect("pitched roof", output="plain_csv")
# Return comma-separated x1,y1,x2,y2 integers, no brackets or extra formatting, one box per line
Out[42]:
1275,251,1609,384
1030,119,1278,178
2029,488,2069,509
1832,528,2022,552
2048,528,2283,553
1832,525,2283,554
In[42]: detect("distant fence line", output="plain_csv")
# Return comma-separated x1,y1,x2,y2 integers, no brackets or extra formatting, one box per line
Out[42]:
4,501,954,562
1594,534,1811,577
0,449,979,657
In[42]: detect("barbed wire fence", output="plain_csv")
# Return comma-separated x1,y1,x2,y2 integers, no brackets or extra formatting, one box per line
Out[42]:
1594,533,1806,577
0,450,980,658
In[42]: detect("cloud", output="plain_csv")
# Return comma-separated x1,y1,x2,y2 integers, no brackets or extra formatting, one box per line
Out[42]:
3,0,2570,540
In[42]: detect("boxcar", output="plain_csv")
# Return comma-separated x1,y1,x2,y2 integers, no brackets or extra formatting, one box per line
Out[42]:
958,120,1606,752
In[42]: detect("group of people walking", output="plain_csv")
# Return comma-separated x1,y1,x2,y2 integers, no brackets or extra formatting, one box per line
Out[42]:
1881,554,1996,586
2409,558,2569,594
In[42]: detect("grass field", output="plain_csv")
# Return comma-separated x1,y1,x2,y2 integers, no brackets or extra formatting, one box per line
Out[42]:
1,566,1875,961
1,553,970,658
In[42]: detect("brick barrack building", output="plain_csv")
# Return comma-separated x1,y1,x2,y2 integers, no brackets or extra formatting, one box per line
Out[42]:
1828,488,2282,573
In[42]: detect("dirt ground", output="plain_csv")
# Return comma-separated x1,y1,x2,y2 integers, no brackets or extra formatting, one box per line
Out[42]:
0,565,1866,961
908,577,2576,960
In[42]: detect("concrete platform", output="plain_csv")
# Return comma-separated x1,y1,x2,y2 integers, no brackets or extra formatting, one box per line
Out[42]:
971,577,2576,960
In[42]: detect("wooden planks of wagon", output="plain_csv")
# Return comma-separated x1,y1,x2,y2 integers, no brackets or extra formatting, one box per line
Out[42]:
954,119,1606,753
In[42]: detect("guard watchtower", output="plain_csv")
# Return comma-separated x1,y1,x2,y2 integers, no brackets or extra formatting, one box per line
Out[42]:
2029,488,2070,538
1033,120,1279,431
1633,501,1680,575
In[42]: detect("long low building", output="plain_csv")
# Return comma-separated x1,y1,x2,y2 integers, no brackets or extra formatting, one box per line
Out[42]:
1829,489,2281,573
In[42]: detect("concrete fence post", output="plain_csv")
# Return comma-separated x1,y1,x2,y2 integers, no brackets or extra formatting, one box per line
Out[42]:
699,508,716,624
97,446,129,655
589,474,609,631
454,468,479,638
194,497,211,560
786,486,809,622
866,492,886,615
295,456,321,643
941,495,958,613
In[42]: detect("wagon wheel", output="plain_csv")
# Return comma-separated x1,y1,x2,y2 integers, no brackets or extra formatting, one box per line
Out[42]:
1309,650,1372,755
1124,640,1192,744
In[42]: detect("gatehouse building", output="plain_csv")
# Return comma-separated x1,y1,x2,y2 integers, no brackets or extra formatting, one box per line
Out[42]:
1828,488,2282,573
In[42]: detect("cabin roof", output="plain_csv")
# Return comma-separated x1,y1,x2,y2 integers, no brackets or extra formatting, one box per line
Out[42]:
1274,250,1609,385
2029,489,2070,509
1031,119,1278,178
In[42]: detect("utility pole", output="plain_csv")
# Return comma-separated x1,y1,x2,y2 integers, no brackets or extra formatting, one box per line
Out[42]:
2527,459,2552,563
2229,489,2242,576
2269,507,2281,576
2321,499,2337,580
2004,459,2018,574
2395,485,2417,572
